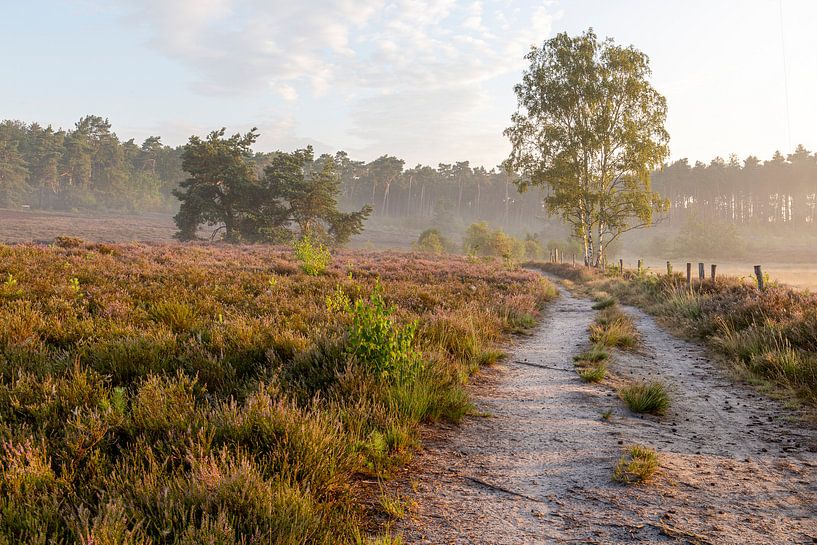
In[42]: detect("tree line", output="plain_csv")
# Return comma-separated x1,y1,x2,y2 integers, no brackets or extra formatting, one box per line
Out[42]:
0,116,547,230
653,146,817,227
1,115,815,234
0,116,184,212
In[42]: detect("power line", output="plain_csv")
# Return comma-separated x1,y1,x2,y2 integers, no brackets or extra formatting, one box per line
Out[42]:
779,0,792,151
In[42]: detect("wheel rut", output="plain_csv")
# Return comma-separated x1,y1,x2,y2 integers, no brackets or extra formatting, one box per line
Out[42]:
395,278,817,544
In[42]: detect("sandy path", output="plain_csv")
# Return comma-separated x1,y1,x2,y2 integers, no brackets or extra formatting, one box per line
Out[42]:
395,281,817,544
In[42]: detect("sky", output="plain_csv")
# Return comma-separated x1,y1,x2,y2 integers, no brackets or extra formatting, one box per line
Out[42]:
2,0,815,168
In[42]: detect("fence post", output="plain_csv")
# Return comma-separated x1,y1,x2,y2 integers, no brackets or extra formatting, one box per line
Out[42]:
637,259,642,274
572,253,575,267
666,261,672,276
710,264,717,283
686,262,692,289
698,262,705,281
619,258,624,275
754,265,764,291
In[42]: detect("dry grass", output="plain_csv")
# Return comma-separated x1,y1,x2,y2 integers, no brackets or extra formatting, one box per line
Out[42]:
0,242,556,544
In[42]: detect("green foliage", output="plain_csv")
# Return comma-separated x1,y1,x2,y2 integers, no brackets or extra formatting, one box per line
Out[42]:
589,306,638,348
414,229,448,254
1,273,22,299
294,236,332,276
462,222,525,262
578,364,606,382
172,128,260,242
591,297,616,310
347,283,421,384
1,117,177,213
573,346,609,363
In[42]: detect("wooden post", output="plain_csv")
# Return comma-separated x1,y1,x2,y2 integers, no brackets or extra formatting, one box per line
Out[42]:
619,258,624,275
686,263,692,289
710,264,717,282
637,259,642,274
572,253,575,267
698,262,705,281
666,261,672,275
754,265,764,290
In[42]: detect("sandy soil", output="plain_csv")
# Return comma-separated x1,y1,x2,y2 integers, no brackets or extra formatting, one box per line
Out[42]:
394,281,817,544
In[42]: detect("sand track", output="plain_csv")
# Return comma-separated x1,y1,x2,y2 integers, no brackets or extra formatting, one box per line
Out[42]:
396,280,817,544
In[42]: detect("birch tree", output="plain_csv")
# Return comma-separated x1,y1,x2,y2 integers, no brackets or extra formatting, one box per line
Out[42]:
505,29,669,266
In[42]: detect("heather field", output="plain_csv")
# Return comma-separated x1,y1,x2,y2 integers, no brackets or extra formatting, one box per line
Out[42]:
0,241,556,544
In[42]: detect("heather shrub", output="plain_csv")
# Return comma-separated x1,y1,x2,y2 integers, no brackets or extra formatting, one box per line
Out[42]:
0,243,554,543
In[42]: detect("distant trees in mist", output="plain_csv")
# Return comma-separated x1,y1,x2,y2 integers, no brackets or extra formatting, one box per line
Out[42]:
654,146,817,227
1,115,815,236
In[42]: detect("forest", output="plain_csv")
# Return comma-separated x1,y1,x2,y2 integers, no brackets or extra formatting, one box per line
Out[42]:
2,116,815,234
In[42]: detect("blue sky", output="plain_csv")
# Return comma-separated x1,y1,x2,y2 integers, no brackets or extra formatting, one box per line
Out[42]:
2,0,815,168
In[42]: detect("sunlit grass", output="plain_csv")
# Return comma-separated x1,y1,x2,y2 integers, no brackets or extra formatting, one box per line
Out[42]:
613,444,660,484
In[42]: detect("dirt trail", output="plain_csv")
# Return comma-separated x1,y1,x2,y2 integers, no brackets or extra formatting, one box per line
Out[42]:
395,280,817,544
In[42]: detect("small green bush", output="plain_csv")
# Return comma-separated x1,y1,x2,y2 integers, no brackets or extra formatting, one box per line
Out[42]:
347,283,421,384
415,229,448,254
590,306,638,348
294,236,331,276
462,222,524,262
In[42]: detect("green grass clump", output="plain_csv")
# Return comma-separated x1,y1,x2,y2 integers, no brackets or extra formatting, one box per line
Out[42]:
619,381,670,415
613,444,660,484
573,346,609,363
578,364,606,383
591,296,616,310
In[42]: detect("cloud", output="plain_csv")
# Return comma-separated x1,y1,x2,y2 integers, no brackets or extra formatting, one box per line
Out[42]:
121,113,336,156
113,0,556,165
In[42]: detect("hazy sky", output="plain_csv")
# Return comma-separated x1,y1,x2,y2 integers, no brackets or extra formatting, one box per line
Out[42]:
2,0,815,168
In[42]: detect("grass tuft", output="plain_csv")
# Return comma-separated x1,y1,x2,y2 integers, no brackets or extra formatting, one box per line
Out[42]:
591,297,616,310
589,306,638,349
578,364,606,383
619,381,670,415
613,444,660,484
573,346,609,363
